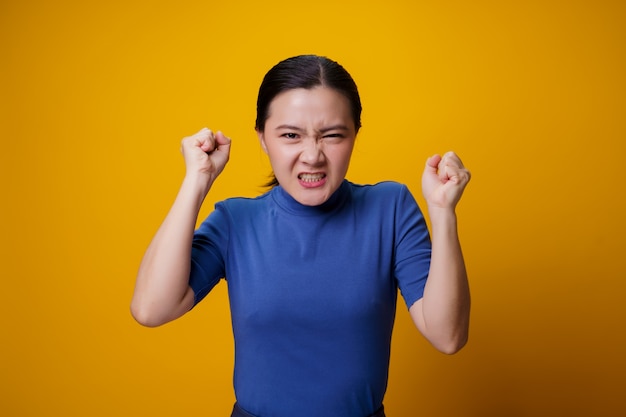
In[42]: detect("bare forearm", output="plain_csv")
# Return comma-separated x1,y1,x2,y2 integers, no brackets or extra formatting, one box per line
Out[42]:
131,175,211,326
412,208,470,353
131,129,231,327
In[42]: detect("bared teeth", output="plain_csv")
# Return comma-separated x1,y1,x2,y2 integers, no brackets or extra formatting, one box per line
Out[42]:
299,173,325,182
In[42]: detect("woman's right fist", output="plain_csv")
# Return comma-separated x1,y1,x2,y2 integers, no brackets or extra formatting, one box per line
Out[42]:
180,128,231,183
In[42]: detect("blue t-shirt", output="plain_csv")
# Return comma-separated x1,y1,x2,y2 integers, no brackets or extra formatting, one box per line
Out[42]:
190,180,431,417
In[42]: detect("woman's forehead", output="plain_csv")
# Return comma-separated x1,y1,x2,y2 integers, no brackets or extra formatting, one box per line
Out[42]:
266,87,352,124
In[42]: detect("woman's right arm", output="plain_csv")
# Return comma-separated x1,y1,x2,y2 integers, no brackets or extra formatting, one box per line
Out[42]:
130,128,231,327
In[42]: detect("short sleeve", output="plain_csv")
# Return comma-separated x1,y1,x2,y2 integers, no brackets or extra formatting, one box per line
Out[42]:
394,185,432,309
189,203,229,306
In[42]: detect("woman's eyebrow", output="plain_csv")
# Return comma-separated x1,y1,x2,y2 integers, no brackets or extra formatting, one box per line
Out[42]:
275,124,305,132
274,124,350,133
319,124,349,133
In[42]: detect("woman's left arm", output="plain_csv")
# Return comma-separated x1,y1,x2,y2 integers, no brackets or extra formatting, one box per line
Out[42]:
410,152,471,354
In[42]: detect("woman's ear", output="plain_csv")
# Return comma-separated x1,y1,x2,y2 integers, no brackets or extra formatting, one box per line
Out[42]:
257,129,268,154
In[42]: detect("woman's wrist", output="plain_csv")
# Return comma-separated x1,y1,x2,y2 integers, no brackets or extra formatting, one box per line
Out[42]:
427,204,457,223
179,174,213,211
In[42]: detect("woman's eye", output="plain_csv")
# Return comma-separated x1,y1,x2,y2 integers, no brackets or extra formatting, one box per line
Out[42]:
282,133,298,139
323,133,345,141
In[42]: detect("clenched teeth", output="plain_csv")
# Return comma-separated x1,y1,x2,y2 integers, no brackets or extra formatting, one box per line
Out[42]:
299,173,325,182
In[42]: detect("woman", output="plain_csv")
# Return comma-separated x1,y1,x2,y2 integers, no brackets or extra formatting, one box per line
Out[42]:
131,55,471,417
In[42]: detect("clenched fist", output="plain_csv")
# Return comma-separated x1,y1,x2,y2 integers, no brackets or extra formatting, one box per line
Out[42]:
180,128,231,186
422,151,471,210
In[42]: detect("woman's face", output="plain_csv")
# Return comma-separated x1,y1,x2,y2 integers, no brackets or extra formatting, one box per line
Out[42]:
258,87,357,206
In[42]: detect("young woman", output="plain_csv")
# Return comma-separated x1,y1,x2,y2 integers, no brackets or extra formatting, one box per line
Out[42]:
131,55,471,417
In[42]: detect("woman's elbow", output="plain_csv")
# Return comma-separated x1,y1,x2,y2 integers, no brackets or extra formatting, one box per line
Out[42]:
433,332,469,355
130,295,180,327
130,302,167,327
130,288,194,327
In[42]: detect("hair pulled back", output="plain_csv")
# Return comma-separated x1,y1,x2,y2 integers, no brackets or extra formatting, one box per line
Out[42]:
255,55,362,133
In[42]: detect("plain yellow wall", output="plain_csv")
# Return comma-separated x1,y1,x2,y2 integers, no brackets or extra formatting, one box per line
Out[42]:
2,1,625,416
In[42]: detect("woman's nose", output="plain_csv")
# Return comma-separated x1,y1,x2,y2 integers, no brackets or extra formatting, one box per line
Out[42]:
299,139,324,164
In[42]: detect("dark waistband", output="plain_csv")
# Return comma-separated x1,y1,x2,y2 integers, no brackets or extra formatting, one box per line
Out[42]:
231,402,386,417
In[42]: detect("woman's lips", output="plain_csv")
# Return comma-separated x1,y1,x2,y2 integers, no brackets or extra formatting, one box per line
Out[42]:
298,173,326,188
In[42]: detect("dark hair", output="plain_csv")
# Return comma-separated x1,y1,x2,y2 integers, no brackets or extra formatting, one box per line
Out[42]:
256,55,362,186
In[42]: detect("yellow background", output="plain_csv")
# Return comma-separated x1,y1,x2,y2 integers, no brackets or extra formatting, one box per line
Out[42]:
2,0,625,416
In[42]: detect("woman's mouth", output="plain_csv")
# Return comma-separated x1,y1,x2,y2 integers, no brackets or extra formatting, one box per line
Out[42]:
298,173,326,188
